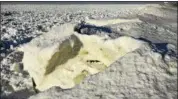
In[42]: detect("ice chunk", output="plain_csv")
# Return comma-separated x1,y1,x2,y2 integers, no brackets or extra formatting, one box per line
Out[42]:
22,24,147,91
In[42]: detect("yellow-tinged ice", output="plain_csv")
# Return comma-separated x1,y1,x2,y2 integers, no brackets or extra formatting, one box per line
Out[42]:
22,25,145,91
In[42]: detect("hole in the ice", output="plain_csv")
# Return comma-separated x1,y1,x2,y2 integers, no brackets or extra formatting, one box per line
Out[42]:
74,22,112,35
85,59,106,71
86,60,100,63
138,37,177,58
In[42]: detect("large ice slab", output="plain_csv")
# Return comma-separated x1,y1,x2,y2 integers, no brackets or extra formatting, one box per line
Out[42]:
21,24,147,91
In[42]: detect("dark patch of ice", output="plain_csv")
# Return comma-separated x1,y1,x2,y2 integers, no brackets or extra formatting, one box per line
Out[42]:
74,22,121,39
138,37,177,58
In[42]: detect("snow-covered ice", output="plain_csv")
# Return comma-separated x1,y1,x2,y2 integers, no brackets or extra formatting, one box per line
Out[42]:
0,2,177,99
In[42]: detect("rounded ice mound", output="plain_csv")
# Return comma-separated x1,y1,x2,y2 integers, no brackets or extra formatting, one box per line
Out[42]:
21,23,149,91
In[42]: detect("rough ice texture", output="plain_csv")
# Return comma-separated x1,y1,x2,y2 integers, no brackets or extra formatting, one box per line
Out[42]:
85,17,142,26
29,44,177,99
0,51,35,98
